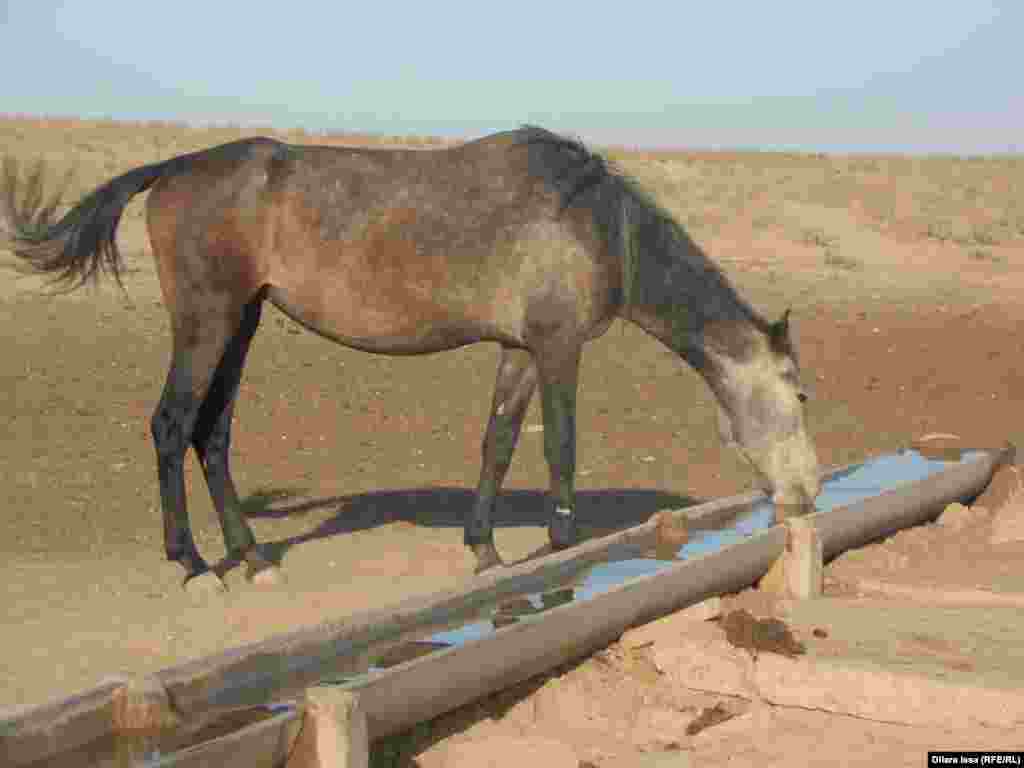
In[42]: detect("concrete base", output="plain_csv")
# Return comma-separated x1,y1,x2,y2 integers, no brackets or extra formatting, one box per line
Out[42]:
285,688,369,768
759,518,822,600
111,675,181,732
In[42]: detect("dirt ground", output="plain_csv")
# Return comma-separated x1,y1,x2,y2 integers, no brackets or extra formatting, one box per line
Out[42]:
2,118,1024,765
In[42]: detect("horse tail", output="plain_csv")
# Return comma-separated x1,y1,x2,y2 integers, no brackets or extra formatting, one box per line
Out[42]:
2,154,181,292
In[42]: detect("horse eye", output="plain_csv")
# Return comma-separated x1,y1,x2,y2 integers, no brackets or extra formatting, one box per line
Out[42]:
797,391,808,403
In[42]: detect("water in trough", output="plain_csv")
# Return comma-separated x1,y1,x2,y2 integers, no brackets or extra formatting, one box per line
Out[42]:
335,447,988,679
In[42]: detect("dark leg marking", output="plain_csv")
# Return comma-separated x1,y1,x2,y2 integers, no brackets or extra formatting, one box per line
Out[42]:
468,347,537,572
535,340,582,551
152,358,209,580
192,299,263,570
151,300,247,583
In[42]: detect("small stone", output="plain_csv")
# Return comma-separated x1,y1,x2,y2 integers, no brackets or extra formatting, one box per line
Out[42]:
185,570,226,599
251,564,284,587
910,433,963,461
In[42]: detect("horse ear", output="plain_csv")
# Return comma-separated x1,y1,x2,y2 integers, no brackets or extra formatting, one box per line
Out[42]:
771,308,791,339
768,308,792,353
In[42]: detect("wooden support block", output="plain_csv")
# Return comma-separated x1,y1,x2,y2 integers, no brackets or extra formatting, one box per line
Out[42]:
0,677,127,768
285,687,368,768
111,674,181,733
136,708,300,768
759,518,822,600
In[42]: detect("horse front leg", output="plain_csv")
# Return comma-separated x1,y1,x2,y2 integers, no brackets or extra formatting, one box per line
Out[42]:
467,346,537,573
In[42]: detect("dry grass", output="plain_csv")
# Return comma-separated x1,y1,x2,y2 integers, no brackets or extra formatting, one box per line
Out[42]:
2,113,1022,252
605,145,1024,249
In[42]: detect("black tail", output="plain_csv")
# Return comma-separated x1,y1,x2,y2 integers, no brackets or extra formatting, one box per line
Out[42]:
2,154,178,292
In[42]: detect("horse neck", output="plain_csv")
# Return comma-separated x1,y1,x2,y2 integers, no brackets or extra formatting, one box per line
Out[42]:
622,234,763,370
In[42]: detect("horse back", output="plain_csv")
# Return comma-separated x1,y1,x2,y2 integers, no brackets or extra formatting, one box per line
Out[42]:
145,135,619,351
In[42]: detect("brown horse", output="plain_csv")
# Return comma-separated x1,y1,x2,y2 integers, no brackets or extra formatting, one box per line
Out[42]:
2,126,820,589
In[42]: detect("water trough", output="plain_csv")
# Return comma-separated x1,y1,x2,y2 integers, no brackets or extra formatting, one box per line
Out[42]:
2,443,1013,766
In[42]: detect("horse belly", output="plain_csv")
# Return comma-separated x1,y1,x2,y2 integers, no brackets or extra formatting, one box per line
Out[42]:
265,264,521,354
263,199,571,353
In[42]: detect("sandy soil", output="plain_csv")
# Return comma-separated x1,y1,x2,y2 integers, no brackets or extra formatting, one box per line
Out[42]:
2,119,1024,765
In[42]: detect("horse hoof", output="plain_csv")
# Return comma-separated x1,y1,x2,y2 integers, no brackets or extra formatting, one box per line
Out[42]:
112,675,182,732
185,570,226,599
242,548,283,586
548,512,579,551
249,563,284,587
654,510,689,548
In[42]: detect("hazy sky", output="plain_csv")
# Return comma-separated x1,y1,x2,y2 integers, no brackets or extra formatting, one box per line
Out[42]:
1,1,1020,154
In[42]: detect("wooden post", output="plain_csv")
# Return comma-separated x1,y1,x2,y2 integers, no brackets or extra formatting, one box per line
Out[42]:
759,517,823,600
111,674,181,733
285,688,369,768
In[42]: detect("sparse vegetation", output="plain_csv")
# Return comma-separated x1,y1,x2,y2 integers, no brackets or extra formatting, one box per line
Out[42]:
799,227,838,248
823,247,862,270
0,113,1019,286
751,213,779,230
968,247,1005,265
925,220,954,242
967,225,1000,246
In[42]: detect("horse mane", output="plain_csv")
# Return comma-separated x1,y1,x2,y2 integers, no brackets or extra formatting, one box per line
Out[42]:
513,125,769,334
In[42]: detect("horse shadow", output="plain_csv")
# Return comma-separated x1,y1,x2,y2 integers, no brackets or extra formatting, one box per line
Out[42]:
221,486,702,570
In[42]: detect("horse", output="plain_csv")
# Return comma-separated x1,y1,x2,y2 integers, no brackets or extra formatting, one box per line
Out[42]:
1,125,820,589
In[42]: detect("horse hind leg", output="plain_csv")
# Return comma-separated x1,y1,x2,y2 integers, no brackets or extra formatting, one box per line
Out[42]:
533,338,583,552
190,298,280,584
151,297,254,590
468,347,537,573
